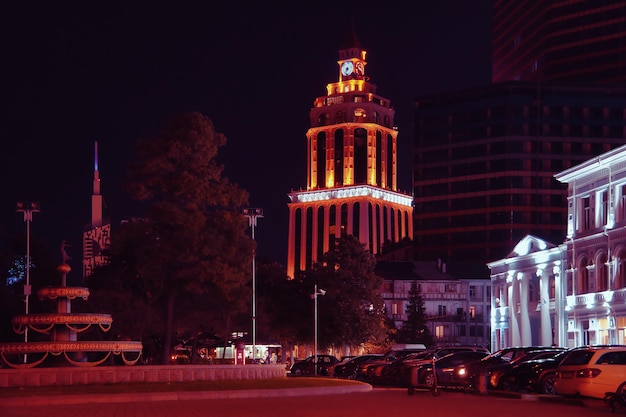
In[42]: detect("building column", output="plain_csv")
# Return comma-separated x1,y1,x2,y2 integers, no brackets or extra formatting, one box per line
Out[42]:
519,272,532,345
509,276,521,346
539,269,552,346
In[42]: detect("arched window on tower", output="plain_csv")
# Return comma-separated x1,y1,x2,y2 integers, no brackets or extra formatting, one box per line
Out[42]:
404,210,410,238
353,202,360,239
334,129,344,186
317,207,324,262
294,207,302,274
341,203,349,237
383,206,389,245
373,111,380,124
306,207,313,269
376,204,382,253
354,128,367,184
384,115,390,127
319,113,329,126
335,111,346,124
316,131,326,189
368,203,374,252
390,208,396,242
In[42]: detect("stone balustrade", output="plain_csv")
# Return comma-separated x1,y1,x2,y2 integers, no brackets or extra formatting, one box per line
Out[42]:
0,364,287,388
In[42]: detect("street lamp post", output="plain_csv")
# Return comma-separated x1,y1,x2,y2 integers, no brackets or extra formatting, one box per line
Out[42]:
16,201,40,363
243,208,262,363
311,284,326,375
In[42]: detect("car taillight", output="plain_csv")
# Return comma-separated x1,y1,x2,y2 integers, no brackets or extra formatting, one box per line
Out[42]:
575,368,601,378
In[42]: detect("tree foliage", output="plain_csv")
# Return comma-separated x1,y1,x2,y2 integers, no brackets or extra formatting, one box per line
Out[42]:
294,235,387,347
92,112,253,363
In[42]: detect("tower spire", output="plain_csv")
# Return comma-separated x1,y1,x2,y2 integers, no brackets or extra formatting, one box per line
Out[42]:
91,141,103,227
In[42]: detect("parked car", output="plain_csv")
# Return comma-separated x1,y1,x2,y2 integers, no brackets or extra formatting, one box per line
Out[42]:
555,345,626,399
384,346,490,387
496,348,572,394
333,354,383,379
453,346,565,391
406,350,489,388
289,354,339,376
356,345,427,381
373,350,433,385
487,348,566,390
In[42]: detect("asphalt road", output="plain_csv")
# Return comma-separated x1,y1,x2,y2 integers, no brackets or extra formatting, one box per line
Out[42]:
0,388,613,417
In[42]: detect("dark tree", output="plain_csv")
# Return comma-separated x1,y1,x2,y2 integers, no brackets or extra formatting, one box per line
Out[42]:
120,112,253,364
303,236,390,350
396,281,434,346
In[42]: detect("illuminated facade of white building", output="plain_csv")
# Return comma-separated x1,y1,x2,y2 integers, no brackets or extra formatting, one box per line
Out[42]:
556,145,626,347
287,35,413,278
488,145,626,350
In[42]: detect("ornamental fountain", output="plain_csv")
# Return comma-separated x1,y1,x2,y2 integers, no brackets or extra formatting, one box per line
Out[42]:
0,242,142,368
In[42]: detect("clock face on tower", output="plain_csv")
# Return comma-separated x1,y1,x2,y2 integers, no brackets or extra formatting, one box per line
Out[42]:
355,61,364,75
341,61,354,76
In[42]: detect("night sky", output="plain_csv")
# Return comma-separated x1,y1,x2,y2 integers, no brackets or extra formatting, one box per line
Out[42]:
1,1,492,268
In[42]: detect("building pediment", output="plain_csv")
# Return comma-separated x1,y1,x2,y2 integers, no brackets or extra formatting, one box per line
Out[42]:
507,235,556,258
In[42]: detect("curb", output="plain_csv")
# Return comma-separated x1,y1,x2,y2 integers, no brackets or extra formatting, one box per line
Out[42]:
0,383,373,407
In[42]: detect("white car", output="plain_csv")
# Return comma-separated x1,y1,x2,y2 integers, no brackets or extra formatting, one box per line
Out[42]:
554,346,626,399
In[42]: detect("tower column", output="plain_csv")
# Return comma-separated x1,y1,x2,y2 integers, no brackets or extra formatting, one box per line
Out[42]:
323,204,330,255
540,269,552,346
287,206,297,278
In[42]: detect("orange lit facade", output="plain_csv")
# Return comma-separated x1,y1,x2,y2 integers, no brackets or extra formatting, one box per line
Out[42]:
287,36,413,278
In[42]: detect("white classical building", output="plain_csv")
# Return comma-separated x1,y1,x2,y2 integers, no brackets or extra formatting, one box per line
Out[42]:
489,145,626,350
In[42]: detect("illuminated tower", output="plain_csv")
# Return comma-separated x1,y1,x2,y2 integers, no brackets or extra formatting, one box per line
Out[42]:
287,34,413,278
82,141,111,280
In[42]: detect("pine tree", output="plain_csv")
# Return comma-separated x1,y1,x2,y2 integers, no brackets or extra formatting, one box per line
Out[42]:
397,281,434,346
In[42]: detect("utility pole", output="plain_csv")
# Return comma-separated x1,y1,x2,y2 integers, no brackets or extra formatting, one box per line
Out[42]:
243,208,263,363
16,201,40,363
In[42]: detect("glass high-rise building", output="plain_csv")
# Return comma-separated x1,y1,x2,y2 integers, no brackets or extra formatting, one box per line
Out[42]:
493,0,626,84
413,1,626,275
